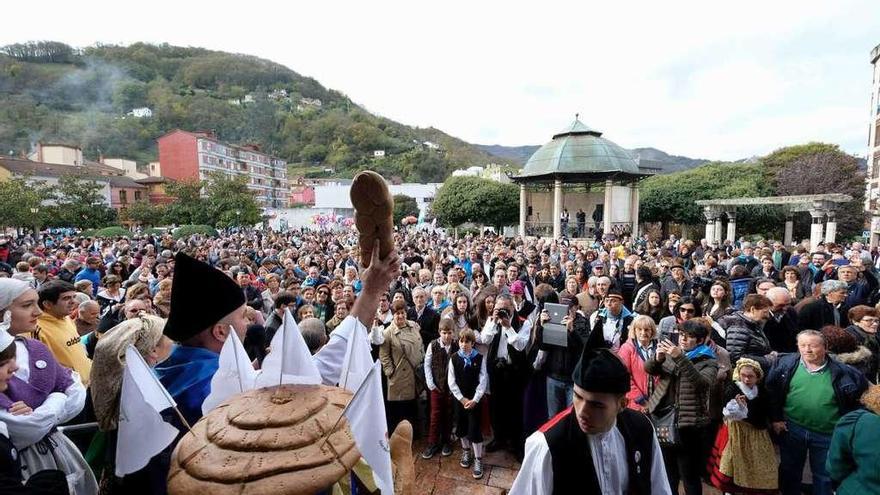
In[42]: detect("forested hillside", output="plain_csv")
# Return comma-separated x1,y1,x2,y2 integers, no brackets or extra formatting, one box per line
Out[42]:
0,41,508,182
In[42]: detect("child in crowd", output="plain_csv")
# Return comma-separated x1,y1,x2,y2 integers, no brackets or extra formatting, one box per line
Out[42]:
448,328,489,479
422,318,459,459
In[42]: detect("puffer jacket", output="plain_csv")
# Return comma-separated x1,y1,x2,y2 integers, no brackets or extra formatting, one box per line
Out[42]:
644,352,719,428
719,311,773,371
379,320,425,401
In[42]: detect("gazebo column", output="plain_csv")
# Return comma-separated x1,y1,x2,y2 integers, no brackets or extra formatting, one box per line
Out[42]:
809,205,826,250
703,207,716,242
825,211,838,244
725,209,737,242
603,179,613,237
714,215,723,243
518,184,527,238
552,179,563,238
629,182,640,237
783,213,794,247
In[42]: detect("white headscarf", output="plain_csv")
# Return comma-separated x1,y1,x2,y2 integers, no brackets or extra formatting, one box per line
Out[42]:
0,279,27,350
0,278,30,313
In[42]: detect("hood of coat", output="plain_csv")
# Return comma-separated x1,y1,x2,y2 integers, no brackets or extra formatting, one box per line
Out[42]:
833,345,873,367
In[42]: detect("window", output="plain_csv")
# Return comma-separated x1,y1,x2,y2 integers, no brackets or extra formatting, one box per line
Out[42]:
119,190,128,204
134,190,142,201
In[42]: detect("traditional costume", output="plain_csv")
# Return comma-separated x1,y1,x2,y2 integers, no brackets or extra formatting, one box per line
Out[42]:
0,279,97,494
510,327,671,494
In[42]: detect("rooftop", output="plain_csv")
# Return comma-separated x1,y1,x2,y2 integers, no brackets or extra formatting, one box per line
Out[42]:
513,117,650,183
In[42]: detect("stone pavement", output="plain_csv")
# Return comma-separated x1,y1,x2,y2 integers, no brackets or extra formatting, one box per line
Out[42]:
413,439,521,494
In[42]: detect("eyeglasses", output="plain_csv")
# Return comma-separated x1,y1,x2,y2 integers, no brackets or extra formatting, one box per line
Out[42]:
861,317,880,324
679,307,696,314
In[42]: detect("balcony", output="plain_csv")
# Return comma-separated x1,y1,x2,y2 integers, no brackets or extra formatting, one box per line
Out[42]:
523,221,632,239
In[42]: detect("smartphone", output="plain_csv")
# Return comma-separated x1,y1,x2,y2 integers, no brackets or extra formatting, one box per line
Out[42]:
669,333,680,346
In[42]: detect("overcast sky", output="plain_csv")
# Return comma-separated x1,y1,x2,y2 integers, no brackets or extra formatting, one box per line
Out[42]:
3,1,878,160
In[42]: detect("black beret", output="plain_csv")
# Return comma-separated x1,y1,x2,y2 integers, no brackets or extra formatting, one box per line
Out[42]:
572,349,630,395
164,253,245,342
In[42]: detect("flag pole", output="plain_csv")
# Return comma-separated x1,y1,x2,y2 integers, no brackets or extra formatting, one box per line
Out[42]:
127,345,194,435
230,326,244,393
319,363,378,450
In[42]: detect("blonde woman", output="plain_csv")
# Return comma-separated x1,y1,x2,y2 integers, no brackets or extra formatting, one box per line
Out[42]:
617,315,659,412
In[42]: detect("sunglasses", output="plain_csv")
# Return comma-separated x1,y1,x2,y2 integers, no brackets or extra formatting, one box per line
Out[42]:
318,291,329,295
679,307,696,314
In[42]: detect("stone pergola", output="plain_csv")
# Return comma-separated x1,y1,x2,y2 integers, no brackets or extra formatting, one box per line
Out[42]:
695,193,853,247
512,118,652,239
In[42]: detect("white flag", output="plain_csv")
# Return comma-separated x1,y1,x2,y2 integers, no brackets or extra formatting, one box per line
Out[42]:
255,308,322,387
345,361,393,495
339,318,374,392
116,345,179,477
202,328,257,415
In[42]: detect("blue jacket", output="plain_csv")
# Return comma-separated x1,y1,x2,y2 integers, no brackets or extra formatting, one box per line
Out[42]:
74,267,101,296
765,352,868,425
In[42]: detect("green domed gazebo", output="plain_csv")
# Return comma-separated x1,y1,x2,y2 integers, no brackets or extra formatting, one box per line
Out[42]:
511,117,653,239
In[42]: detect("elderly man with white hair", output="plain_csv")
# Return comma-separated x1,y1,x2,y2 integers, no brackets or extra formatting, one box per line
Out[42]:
798,279,850,331
764,287,800,353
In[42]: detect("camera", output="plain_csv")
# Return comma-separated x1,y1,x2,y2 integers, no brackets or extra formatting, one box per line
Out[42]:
496,309,510,320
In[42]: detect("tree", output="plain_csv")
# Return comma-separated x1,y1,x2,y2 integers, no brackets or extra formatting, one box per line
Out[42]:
431,177,519,229
392,194,419,225
0,177,53,230
640,162,778,236
203,173,262,228
163,180,209,225
119,200,165,226
50,175,117,228
774,149,865,239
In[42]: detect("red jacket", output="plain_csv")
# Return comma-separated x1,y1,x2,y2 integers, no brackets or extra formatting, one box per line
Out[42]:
617,339,657,411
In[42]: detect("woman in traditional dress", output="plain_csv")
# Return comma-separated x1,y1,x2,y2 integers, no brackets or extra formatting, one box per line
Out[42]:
707,357,777,494
90,313,173,493
0,278,98,494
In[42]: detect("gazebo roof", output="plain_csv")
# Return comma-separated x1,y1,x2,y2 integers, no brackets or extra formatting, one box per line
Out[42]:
513,117,651,183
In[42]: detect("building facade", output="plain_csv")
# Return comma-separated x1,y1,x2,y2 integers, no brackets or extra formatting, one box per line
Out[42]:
157,129,289,209
868,43,880,247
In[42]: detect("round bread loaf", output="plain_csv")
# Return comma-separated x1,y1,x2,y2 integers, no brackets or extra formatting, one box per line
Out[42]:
167,384,360,495
350,170,394,268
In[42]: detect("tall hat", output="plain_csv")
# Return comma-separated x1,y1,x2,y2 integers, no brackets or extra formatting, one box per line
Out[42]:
164,253,245,342
571,315,630,394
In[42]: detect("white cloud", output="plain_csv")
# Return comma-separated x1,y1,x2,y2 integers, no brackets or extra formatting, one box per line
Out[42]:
1,0,877,160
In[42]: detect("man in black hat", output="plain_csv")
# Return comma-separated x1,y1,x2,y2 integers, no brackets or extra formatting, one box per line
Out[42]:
509,329,671,494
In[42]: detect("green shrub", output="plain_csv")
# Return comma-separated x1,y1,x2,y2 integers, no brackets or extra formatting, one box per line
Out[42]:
89,226,132,238
173,224,219,239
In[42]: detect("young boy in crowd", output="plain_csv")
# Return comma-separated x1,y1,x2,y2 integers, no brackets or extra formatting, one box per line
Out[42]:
422,318,459,459
449,328,489,479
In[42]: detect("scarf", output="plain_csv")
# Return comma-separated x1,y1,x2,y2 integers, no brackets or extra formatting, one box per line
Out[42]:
685,344,716,361
736,381,758,400
458,348,479,368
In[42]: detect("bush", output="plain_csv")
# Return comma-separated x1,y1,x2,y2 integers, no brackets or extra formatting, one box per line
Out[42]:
89,226,132,238
173,224,218,239
142,228,166,236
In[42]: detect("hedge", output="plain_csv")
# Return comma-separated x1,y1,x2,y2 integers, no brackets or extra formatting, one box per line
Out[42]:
173,224,219,239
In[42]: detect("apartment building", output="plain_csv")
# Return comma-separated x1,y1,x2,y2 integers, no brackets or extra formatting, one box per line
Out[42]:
867,43,880,247
157,129,289,209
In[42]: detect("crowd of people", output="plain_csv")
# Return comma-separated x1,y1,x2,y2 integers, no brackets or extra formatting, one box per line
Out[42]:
0,229,879,494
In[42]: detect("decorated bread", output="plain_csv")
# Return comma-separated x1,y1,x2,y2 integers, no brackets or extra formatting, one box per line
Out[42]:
167,384,360,495
350,170,394,268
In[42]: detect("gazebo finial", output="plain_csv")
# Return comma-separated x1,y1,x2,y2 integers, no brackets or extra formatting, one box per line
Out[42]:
575,112,579,121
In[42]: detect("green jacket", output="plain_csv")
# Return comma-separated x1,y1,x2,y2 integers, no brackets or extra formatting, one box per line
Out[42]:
827,409,880,494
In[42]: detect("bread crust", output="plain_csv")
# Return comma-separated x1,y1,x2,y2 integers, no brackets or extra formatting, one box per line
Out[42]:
350,170,394,267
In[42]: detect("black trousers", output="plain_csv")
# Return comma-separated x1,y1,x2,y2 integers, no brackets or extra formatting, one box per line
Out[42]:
661,425,708,495
488,364,525,453
387,399,418,434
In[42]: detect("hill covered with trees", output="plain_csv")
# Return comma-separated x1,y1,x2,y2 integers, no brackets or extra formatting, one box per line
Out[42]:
0,41,510,182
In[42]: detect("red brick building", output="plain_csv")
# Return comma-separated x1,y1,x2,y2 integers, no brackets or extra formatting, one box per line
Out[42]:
157,129,289,208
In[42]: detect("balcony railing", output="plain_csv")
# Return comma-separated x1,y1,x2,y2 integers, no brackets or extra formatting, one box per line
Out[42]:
523,221,633,239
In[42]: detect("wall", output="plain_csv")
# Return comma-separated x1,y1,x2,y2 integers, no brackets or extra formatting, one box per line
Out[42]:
314,182,441,218
38,145,83,166
157,131,200,182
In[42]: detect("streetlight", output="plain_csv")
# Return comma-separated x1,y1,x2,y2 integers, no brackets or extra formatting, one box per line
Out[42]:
29,207,39,241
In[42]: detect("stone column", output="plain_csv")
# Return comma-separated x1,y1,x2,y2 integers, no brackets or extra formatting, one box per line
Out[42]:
553,179,563,239
603,179,613,237
809,207,826,250
824,211,838,244
725,210,737,243
630,182,640,237
714,216,723,243
703,207,716,242
783,213,794,247
518,183,527,238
